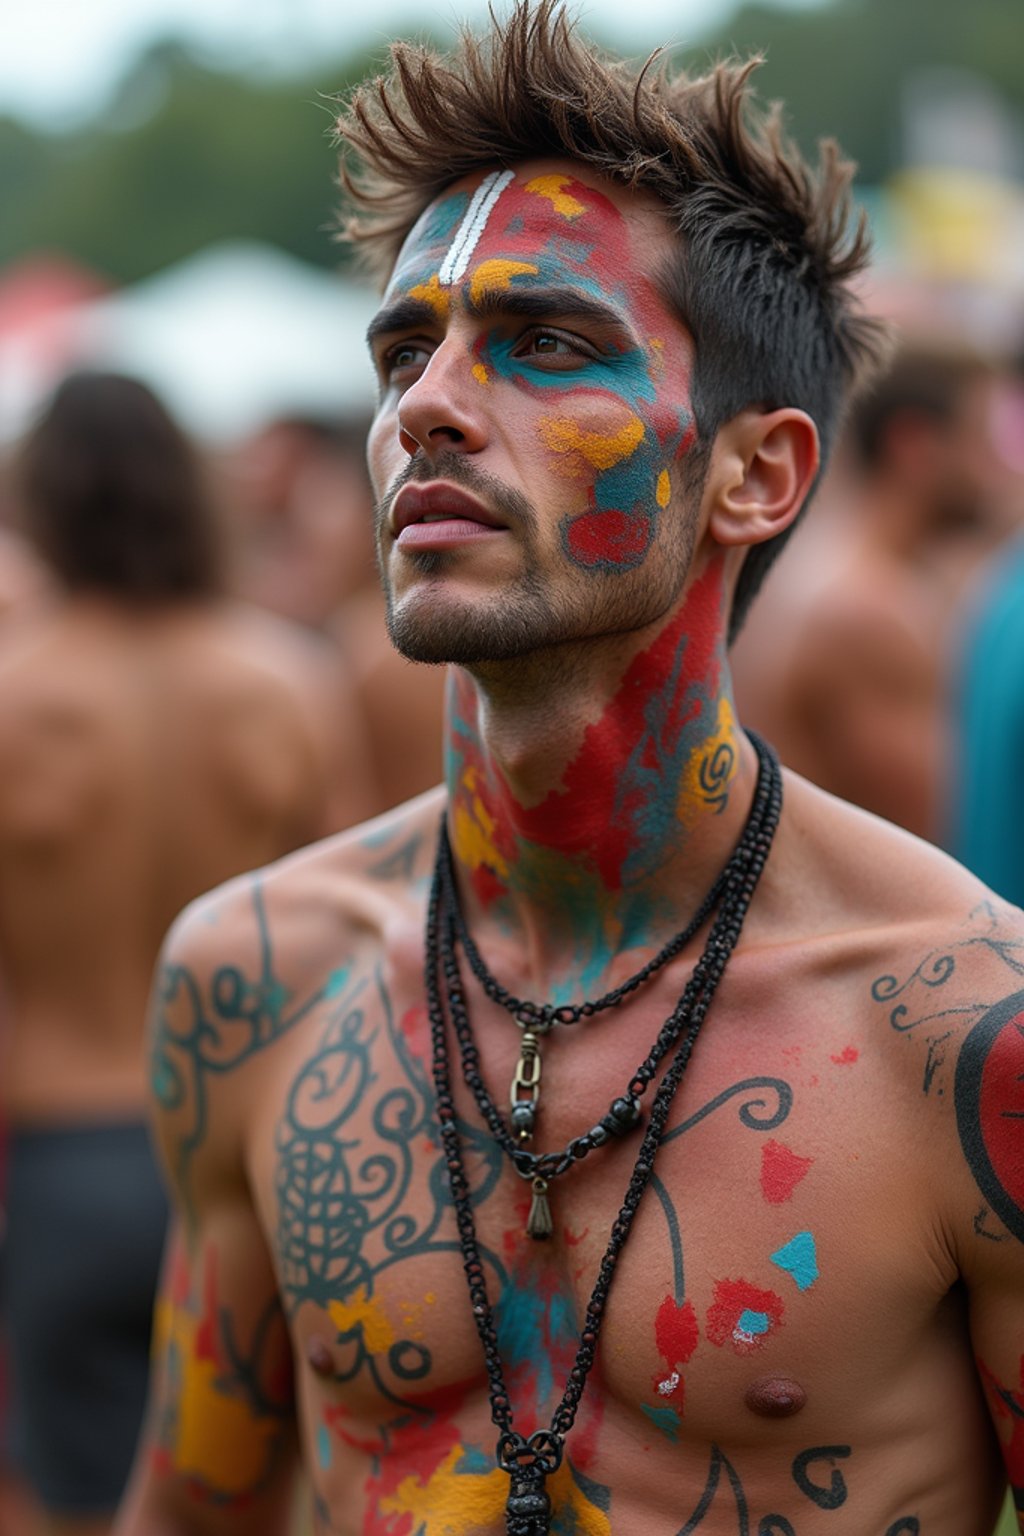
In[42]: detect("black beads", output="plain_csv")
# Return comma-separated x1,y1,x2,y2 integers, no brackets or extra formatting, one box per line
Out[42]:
510,1101,536,1138
603,1095,642,1135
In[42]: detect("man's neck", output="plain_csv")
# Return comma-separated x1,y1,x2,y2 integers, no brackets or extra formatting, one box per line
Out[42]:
443,557,757,998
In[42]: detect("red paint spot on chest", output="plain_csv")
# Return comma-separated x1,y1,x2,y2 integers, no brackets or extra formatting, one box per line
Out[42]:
830,1045,859,1066
655,1295,699,1368
706,1278,785,1355
760,1139,814,1204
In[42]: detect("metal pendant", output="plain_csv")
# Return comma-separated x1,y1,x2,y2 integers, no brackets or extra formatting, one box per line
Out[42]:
509,1025,543,1144
526,1176,553,1240
505,1463,552,1535
500,1431,561,1536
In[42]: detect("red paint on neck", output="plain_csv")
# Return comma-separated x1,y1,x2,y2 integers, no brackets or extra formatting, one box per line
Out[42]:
453,556,727,891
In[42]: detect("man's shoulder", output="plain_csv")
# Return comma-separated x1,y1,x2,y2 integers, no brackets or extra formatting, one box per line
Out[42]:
778,769,1019,955
161,786,446,981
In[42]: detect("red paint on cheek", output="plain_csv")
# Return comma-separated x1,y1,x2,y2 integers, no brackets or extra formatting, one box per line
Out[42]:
760,1139,814,1204
830,1045,859,1066
655,1295,699,1368
706,1279,785,1354
565,508,653,568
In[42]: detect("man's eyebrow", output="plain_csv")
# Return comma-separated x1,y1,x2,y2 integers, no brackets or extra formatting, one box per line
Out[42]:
465,285,628,333
366,298,438,349
366,286,636,348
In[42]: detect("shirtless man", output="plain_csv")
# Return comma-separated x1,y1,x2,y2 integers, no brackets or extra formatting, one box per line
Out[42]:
0,371,370,1536
117,8,1024,1532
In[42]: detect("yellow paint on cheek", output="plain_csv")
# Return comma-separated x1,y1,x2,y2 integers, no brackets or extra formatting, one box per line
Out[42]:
539,413,645,472
472,363,490,386
657,469,671,507
649,337,666,381
409,274,450,321
452,768,510,877
469,258,539,305
327,1286,396,1355
525,173,587,218
677,696,740,827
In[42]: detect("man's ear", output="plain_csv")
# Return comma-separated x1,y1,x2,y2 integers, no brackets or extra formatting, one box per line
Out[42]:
705,408,820,548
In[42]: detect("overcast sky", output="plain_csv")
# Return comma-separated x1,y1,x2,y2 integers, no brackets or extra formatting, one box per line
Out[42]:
2,0,828,130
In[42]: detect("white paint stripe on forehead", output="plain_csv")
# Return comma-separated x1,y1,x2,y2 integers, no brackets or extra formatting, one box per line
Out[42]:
437,169,516,286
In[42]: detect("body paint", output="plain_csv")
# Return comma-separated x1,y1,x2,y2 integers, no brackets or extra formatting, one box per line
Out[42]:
760,1140,814,1205
770,1232,819,1292
706,1278,785,1355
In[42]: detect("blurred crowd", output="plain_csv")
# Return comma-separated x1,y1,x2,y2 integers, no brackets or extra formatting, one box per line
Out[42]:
0,301,1022,1536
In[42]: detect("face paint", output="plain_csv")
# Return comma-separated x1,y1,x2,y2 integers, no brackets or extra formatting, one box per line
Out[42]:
373,164,698,585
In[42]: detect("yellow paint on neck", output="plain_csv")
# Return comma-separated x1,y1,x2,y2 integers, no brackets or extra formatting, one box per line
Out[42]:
468,258,539,305
452,767,510,878
539,413,645,471
327,1286,396,1356
677,695,740,828
525,173,587,219
409,273,451,321
656,468,671,507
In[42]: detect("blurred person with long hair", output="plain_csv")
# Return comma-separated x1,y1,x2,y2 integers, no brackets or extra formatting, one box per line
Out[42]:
0,371,370,1536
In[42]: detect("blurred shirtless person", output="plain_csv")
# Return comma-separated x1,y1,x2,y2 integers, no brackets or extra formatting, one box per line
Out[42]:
228,412,445,811
119,10,1024,1535
0,372,369,1536
735,342,1024,842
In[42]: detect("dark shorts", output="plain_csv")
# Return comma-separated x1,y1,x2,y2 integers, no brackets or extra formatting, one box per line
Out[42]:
2,1120,169,1514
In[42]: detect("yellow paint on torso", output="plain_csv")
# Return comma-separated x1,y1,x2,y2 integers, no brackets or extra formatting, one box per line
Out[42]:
327,1284,396,1356
155,1299,282,1497
525,174,587,219
539,413,645,471
379,1446,612,1535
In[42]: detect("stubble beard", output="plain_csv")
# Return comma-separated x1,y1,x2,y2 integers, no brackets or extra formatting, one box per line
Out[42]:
375,452,698,668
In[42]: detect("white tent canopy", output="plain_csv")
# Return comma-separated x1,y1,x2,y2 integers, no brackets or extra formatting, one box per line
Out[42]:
1,240,380,444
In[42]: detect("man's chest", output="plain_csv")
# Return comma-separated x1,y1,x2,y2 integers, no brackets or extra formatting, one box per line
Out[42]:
249,953,955,1438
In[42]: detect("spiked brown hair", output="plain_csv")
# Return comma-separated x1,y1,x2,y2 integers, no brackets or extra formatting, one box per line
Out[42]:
334,0,889,638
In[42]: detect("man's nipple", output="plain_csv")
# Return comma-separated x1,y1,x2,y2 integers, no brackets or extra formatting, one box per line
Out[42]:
744,1375,807,1418
307,1335,335,1377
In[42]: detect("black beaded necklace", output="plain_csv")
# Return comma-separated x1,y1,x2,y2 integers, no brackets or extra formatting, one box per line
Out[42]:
425,733,783,1535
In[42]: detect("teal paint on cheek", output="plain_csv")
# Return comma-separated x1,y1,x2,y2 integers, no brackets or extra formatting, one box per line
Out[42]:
317,1422,332,1470
641,1402,683,1443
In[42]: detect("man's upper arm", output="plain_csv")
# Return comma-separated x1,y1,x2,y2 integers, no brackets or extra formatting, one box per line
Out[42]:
952,981,1024,1524
118,883,303,1534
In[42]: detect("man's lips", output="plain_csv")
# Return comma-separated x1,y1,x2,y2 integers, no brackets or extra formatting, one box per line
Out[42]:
390,482,509,548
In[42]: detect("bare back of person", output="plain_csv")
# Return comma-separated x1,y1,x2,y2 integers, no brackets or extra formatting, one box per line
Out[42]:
0,597,335,1124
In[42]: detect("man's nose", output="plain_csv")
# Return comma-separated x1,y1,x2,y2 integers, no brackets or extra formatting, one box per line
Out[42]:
397,341,489,460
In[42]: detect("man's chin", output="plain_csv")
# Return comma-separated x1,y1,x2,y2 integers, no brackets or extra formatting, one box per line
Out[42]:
385,594,558,667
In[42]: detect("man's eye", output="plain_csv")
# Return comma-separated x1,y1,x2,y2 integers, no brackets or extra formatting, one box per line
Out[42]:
382,341,431,379
515,328,594,365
